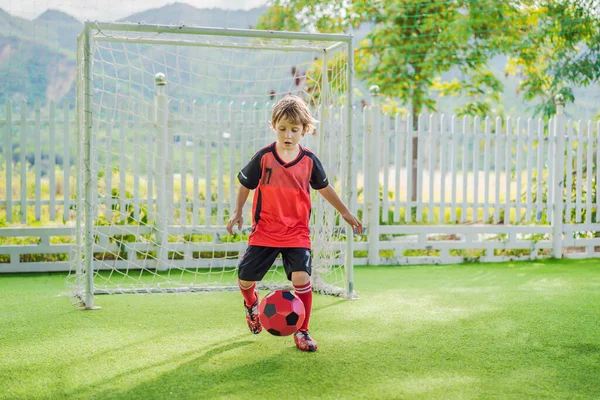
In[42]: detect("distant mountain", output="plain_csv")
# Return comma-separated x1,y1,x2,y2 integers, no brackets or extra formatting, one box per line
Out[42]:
0,8,33,35
0,3,267,107
0,8,79,105
34,9,82,50
119,2,266,29
36,9,80,24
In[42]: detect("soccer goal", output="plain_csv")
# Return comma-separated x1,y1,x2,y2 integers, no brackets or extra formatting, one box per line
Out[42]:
67,22,356,308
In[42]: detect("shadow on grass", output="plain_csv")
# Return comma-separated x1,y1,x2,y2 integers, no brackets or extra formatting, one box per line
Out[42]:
80,340,353,400
67,337,254,399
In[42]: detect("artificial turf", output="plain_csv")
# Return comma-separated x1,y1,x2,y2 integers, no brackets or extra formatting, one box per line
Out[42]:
1,259,599,399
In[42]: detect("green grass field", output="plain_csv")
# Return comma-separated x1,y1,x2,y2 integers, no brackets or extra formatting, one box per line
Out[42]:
1,259,599,399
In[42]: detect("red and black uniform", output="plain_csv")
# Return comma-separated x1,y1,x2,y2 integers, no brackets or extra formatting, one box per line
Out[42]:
237,142,328,281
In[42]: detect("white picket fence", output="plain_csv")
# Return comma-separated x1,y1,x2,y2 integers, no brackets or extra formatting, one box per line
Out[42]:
1,100,75,224
1,97,600,272
360,98,599,265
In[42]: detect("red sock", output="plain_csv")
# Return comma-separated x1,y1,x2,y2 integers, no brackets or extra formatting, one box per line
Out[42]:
294,282,312,331
239,280,257,306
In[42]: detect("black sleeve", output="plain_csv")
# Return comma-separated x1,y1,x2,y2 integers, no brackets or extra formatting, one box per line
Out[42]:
238,151,263,189
309,154,329,190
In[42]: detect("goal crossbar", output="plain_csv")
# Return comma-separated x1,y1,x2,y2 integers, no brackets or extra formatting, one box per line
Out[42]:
95,37,331,53
88,22,354,43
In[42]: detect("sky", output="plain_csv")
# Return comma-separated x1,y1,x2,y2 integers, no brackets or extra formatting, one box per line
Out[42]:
0,0,268,21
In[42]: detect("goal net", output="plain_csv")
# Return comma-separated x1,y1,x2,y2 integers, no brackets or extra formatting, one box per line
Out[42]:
67,22,356,308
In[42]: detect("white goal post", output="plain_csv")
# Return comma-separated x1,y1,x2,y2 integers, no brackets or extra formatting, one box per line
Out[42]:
68,22,356,308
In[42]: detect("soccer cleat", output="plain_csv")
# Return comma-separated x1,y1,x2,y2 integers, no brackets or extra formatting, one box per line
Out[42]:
244,291,262,334
294,330,318,352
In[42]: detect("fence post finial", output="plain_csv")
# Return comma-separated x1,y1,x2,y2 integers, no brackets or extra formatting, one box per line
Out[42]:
155,72,167,86
369,85,380,99
554,94,564,116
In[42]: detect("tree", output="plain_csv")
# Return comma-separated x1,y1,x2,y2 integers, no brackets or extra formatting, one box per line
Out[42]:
506,0,600,118
257,0,522,202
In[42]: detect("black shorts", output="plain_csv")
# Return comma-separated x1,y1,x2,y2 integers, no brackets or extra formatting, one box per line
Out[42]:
238,246,312,282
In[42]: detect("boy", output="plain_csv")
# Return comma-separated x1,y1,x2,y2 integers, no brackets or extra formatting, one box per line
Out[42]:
226,95,363,352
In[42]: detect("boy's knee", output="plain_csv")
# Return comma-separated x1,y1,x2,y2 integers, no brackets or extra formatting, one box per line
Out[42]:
291,271,310,286
239,279,255,289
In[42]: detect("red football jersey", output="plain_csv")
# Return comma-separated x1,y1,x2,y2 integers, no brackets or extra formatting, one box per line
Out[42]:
238,142,329,248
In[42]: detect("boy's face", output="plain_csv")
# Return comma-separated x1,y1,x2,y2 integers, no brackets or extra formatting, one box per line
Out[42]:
272,117,306,149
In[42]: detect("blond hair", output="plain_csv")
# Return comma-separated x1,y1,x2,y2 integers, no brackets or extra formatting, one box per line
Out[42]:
271,95,317,133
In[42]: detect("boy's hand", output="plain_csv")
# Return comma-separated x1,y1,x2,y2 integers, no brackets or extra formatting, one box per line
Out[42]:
342,212,363,234
226,213,244,235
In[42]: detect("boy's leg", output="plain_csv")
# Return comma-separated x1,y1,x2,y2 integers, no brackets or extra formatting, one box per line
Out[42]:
238,279,258,307
237,246,280,334
282,248,317,352
291,273,312,332
239,280,261,335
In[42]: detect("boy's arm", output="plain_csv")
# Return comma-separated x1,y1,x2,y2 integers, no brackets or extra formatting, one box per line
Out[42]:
317,185,363,234
226,185,251,234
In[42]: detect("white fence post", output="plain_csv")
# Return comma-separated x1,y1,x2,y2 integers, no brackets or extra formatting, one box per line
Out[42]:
63,100,71,222
5,101,12,222
20,100,27,224
552,95,565,258
154,73,170,268
34,101,41,221
366,86,381,265
49,101,56,221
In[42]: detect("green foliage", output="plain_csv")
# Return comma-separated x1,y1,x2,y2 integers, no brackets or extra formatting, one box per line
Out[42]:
449,248,486,263
258,0,519,118
525,159,600,239
303,51,349,106
257,2,350,33
259,0,600,119
506,1,600,118
433,70,503,117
